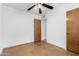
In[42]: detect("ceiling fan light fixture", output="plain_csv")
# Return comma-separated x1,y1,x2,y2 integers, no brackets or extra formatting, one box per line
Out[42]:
38,4,41,8
38,4,44,11
27,3,54,14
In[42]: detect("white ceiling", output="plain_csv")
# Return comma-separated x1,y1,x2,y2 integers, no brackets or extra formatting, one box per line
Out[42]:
3,3,62,15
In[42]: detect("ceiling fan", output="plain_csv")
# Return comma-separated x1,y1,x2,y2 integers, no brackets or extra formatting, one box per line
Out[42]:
27,3,54,14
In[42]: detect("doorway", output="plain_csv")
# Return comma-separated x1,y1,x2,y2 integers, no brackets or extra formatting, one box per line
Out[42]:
34,19,41,43
66,8,79,54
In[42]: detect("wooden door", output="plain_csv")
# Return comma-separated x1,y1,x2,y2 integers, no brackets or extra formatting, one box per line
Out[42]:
34,19,41,43
66,8,79,54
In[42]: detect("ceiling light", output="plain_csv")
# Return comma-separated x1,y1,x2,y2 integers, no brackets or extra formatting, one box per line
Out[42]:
38,4,43,11
38,4,41,8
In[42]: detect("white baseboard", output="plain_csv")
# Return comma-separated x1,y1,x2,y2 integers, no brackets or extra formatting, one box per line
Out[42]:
0,48,3,56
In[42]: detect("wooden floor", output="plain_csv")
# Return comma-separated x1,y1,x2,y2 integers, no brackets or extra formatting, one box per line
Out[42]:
1,41,79,56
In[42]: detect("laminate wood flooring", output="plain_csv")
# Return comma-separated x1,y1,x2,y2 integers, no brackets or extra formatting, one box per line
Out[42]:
1,41,79,56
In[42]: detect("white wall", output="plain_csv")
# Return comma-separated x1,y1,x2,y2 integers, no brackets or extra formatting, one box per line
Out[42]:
0,4,46,49
0,3,1,44
47,3,79,49
1,5,37,48
0,3,3,55
41,20,47,40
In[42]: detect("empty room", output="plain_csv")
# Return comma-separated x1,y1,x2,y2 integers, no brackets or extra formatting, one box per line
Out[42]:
0,3,79,56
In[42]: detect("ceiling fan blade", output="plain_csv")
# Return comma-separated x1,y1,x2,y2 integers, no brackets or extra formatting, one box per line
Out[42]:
39,8,42,14
42,3,53,9
27,5,36,11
